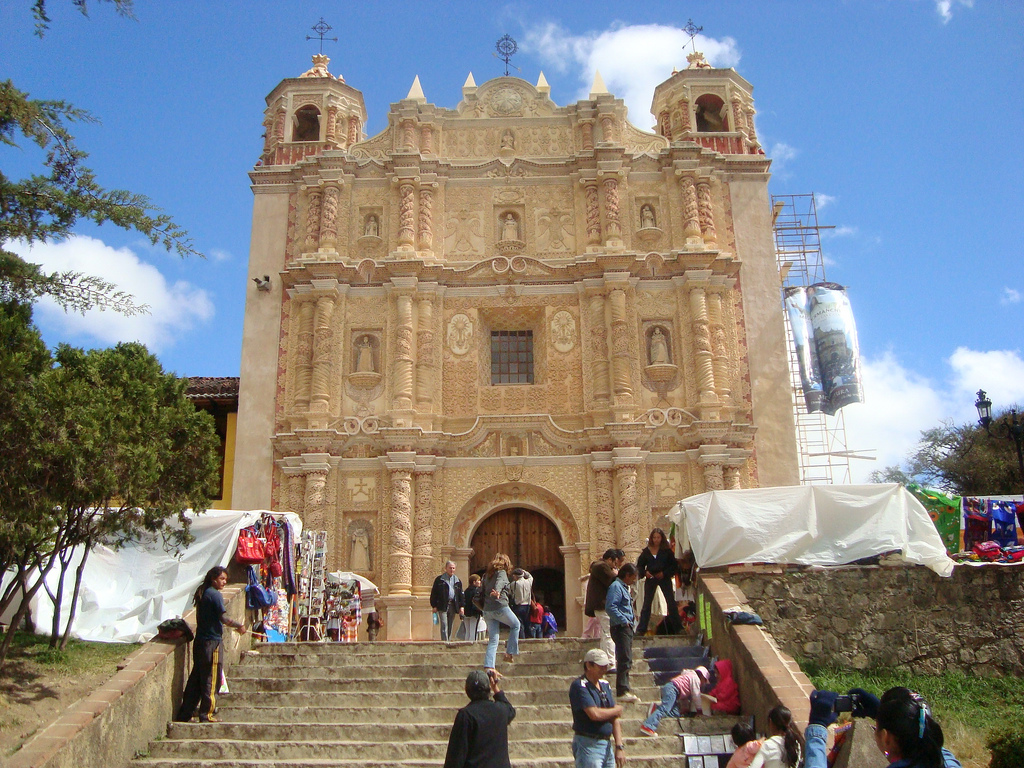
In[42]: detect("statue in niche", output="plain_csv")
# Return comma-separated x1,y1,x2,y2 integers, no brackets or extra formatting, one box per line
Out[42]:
350,525,371,571
364,214,379,237
640,204,656,229
356,335,375,372
501,213,519,242
500,128,515,150
649,327,670,364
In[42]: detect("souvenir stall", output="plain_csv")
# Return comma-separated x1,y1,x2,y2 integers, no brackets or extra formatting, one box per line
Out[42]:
234,513,302,642
957,496,1023,563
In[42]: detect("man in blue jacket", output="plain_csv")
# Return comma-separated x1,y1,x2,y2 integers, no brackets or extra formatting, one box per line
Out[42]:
605,562,639,704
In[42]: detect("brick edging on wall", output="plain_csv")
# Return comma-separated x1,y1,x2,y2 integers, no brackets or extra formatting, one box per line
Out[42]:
8,584,250,768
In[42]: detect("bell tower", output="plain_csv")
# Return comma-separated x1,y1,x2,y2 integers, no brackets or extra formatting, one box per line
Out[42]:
650,50,762,156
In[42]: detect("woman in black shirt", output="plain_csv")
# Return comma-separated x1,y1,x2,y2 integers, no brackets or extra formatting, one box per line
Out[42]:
635,528,681,635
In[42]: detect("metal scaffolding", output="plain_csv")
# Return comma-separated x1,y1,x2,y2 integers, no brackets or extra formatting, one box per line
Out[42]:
772,193,853,485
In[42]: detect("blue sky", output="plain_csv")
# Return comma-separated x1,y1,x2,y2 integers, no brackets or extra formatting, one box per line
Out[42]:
3,0,1022,482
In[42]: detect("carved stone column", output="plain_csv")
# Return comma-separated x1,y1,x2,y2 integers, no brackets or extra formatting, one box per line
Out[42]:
677,99,691,133
744,106,757,143
401,120,417,152
320,184,340,249
274,107,286,144
579,119,595,151
398,183,416,249
707,290,732,407
602,177,621,241
660,111,673,141
559,544,584,638
285,471,306,516
348,116,360,146
593,465,616,554
584,182,601,245
310,295,336,415
412,467,435,596
326,106,338,144
608,288,633,404
304,189,322,251
293,298,315,411
702,462,725,492
599,114,617,144
392,294,415,411
731,96,745,136
696,179,717,244
387,466,414,595
418,186,434,252
724,465,742,491
262,114,274,154
419,125,434,154
689,287,717,405
303,469,329,532
588,294,611,408
614,461,643,561
415,296,435,409
678,174,702,243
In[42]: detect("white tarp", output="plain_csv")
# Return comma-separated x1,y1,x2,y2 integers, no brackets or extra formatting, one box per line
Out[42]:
670,484,955,577
11,509,301,644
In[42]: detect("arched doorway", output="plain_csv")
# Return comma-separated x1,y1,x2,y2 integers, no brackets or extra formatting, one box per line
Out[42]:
470,507,566,630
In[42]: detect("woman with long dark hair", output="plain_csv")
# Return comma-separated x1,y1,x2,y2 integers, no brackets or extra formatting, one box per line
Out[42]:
635,528,681,635
750,705,804,768
481,553,520,672
175,565,247,723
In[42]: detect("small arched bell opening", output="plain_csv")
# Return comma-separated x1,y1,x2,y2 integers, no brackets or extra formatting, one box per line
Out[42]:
694,94,729,133
293,105,321,142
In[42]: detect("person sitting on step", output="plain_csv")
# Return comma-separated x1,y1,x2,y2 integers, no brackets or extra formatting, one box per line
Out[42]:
639,665,709,737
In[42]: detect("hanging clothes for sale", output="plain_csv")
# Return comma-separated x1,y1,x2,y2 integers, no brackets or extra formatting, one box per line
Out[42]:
962,497,990,551
989,500,1019,548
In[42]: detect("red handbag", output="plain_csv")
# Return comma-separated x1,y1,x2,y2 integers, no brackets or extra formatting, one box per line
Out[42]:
235,527,265,564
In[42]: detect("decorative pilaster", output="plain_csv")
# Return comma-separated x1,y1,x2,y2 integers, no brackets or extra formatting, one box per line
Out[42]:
412,468,435,595
303,469,329,531
679,174,702,243
262,114,274,154
326,106,338,144
415,296,435,409
599,114,617,144
293,298,315,411
696,179,717,244
304,189,322,250
392,294,415,411
731,96,745,135
707,291,732,407
419,125,434,154
677,99,691,133
274,107,286,143
579,119,595,151
659,110,672,141
418,186,434,252
702,462,725,492
285,471,306,516
593,466,616,554
398,183,416,249
588,294,611,407
689,287,717,405
744,106,757,142
320,184,340,248
401,119,417,152
348,116,360,146
614,461,643,561
310,295,336,415
584,182,601,245
387,466,414,594
602,177,621,242
724,465,742,491
608,288,633,404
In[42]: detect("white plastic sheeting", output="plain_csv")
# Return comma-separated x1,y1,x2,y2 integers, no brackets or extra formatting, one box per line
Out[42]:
19,509,302,644
669,484,955,577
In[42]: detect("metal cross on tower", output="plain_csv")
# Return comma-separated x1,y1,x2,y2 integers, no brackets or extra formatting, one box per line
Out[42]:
306,18,338,54
682,19,703,54
494,34,519,76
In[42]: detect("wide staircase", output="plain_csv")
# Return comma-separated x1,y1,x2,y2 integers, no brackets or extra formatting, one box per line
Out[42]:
132,636,738,767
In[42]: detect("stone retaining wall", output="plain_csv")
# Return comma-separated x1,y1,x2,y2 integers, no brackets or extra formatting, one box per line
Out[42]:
720,563,1024,676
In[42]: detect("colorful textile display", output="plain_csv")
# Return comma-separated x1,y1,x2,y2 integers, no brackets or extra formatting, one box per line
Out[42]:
962,497,990,552
989,501,1019,548
325,578,361,642
907,484,961,554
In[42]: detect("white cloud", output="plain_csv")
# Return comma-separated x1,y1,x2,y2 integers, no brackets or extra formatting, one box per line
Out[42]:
840,347,1024,482
934,0,974,23
523,21,740,129
1000,287,1021,306
11,236,214,352
769,142,798,163
822,225,858,239
209,248,233,262
814,194,837,210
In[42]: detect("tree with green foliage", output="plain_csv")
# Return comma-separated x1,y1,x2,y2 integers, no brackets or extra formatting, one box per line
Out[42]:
0,306,220,667
870,415,1023,495
2,0,199,314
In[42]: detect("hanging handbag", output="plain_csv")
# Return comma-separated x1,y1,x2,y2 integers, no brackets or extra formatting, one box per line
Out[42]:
246,565,277,610
236,527,265,565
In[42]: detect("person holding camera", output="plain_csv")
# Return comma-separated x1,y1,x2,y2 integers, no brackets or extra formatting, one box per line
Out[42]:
443,669,516,768
804,688,962,768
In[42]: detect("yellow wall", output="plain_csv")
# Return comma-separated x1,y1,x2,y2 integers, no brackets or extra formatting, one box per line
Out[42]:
212,411,237,510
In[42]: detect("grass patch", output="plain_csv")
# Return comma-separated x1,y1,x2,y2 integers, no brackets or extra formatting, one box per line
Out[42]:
3,630,140,679
800,661,1024,768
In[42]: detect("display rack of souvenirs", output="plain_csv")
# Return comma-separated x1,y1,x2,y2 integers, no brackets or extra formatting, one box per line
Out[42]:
234,513,300,641
325,575,362,642
956,497,1024,563
296,530,328,640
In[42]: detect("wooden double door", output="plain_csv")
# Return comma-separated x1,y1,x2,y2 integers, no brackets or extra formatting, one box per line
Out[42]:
470,507,566,630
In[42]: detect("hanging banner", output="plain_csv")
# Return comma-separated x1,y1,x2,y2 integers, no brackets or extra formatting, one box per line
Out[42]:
907,483,961,554
784,282,864,415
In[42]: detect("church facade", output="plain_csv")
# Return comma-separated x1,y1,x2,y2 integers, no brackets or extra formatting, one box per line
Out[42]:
232,51,798,639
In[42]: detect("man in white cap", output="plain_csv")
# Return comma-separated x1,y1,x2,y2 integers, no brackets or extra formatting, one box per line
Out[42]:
639,664,710,737
568,648,625,767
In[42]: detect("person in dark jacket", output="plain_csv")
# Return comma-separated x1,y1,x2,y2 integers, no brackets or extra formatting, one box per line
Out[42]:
444,669,516,768
430,560,464,642
583,548,625,666
462,573,483,642
175,566,246,723
635,528,680,635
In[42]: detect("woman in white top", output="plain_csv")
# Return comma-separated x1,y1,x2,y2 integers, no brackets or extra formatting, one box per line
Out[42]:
750,705,804,768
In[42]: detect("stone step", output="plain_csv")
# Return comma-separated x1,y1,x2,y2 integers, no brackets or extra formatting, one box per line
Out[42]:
217,689,662,708
237,648,628,666
134,757,687,768
143,735,677,761
246,636,683,656
231,660,659,678
224,675,664,695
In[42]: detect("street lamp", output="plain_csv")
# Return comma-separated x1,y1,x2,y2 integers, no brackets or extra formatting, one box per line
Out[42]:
975,389,1024,490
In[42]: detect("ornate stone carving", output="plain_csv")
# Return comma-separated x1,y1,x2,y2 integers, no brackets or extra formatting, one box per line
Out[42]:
420,124,434,154
490,87,524,116
286,472,306,516
703,462,724,491
310,296,336,412
444,210,485,258
615,464,643,558
724,465,742,491
293,299,315,411
535,207,574,254
689,288,717,402
580,119,595,151
304,470,329,531
593,468,615,554
387,468,413,593
602,178,621,240
320,185,340,247
707,292,732,406
584,182,601,245
305,189,322,250
398,183,416,248
680,175,701,242
392,295,415,411
412,470,434,591
447,313,473,356
677,99,691,133
609,289,633,402
589,294,611,407
418,187,434,251
599,115,617,144
697,179,717,244
415,297,435,408
348,519,372,571
551,310,576,353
